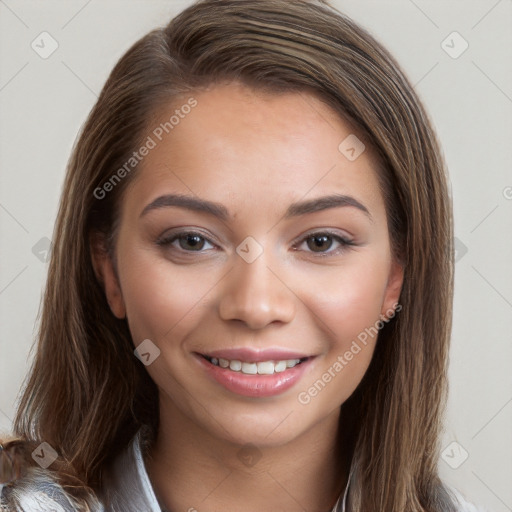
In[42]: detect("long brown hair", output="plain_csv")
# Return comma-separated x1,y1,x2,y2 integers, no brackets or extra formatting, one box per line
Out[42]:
5,0,455,510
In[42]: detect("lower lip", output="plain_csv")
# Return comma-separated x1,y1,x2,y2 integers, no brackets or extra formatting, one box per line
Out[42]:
195,355,313,398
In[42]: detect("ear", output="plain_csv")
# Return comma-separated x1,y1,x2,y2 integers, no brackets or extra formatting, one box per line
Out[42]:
380,257,404,319
89,231,126,319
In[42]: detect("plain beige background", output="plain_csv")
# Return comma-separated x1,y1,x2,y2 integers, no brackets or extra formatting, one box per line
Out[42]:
0,1,511,510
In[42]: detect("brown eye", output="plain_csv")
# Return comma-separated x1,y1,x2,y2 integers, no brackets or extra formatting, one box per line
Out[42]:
295,231,355,257
177,233,206,251
156,231,216,253
306,234,334,252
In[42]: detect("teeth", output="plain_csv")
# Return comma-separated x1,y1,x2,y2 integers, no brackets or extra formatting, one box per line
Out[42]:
274,360,287,373
241,362,258,374
257,361,274,375
207,356,304,375
229,360,242,371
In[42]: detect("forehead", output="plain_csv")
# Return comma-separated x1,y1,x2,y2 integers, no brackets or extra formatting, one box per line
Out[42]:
123,82,385,221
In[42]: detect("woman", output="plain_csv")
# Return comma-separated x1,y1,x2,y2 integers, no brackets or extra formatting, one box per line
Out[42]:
0,0,484,510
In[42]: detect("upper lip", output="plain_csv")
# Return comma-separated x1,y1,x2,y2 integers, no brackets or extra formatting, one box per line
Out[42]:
200,348,312,363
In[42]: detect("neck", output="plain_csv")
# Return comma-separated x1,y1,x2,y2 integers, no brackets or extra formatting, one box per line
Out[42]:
145,397,348,512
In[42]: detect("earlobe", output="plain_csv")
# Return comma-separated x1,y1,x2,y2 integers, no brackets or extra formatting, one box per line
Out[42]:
381,258,404,319
89,232,126,319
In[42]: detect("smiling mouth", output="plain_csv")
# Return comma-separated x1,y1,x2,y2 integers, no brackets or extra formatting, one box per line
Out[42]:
201,354,310,375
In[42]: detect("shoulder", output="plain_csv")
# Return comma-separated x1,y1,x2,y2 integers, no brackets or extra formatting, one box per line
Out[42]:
0,467,104,512
447,485,488,512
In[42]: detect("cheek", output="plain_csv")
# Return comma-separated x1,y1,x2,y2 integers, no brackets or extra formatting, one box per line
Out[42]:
116,247,218,345
295,255,390,397
300,255,390,341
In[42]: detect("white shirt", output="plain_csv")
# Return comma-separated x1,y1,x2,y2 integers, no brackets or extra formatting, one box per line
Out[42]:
1,429,487,511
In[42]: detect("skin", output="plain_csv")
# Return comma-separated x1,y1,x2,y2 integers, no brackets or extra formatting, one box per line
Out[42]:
93,82,403,512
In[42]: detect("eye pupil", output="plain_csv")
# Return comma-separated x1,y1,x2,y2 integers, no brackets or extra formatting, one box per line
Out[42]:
179,234,204,250
307,234,332,252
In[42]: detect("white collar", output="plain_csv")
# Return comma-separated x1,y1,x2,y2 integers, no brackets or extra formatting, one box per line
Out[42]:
101,429,350,511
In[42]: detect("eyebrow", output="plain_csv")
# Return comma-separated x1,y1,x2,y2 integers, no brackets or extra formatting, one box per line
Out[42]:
140,193,373,222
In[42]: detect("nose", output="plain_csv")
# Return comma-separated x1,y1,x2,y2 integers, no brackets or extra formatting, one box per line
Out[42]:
218,249,296,330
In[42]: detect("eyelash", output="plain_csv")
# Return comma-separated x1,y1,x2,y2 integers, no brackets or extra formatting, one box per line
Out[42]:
156,229,355,258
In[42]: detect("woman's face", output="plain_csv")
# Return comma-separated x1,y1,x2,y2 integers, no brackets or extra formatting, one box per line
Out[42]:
96,82,403,447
